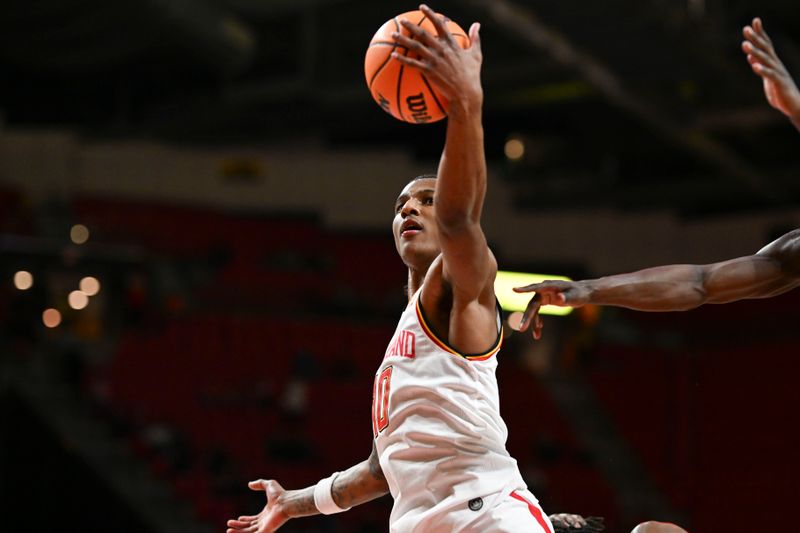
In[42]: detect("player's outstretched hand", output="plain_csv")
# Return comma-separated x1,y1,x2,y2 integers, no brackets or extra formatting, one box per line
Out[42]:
226,479,290,533
742,17,800,124
391,4,483,116
512,280,588,340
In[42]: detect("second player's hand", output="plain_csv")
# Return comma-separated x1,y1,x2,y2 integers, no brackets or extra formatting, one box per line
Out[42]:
742,17,800,122
226,480,290,533
512,280,588,340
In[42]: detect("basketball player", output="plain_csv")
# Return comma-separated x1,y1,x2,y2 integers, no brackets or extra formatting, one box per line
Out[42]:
631,522,688,533
226,5,554,532
514,17,800,338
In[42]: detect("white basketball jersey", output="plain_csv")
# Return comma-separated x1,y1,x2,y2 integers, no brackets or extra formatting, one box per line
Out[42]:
371,289,528,532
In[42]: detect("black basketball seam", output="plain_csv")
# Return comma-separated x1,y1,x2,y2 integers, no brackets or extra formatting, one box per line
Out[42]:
368,18,401,90
369,41,409,50
395,16,407,122
420,73,446,115
396,12,429,123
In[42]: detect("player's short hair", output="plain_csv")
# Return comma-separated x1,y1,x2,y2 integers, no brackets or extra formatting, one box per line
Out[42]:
411,173,437,182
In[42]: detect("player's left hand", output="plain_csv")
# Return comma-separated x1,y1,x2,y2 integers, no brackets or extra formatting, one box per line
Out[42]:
390,4,483,118
550,513,588,528
742,17,800,122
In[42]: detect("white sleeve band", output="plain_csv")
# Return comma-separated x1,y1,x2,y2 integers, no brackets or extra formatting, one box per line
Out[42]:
313,472,351,515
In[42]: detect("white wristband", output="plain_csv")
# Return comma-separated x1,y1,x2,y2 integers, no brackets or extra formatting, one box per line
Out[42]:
313,472,351,515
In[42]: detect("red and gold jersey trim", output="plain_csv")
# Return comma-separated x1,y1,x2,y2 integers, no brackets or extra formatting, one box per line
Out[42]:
415,296,503,361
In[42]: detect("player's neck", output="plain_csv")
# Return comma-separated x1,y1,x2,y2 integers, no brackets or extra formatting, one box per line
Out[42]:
406,267,427,301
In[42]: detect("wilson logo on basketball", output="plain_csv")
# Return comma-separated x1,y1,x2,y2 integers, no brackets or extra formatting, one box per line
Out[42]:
385,330,416,359
406,93,432,123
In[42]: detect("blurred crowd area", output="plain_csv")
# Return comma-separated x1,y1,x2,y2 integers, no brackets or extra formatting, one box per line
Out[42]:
1,183,799,532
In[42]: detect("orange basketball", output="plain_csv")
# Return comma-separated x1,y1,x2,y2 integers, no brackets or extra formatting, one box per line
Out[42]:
364,10,469,124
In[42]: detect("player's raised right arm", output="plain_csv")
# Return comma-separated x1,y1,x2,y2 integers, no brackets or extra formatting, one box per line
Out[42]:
226,444,388,533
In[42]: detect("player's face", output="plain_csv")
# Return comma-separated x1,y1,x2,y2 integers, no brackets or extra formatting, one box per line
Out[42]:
392,178,440,265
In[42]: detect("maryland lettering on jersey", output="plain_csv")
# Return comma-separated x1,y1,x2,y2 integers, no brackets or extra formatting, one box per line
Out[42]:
384,330,416,359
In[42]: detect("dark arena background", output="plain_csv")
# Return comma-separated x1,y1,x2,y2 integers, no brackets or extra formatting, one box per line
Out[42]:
1,1,799,532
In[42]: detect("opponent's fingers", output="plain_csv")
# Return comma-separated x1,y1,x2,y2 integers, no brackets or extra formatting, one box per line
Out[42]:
391,31,437,60
513,280,568,294
753,62,780,80
743,25,774,56
391,51,430,71
227,519,253,528
752,17,773,46
419,4,456,45
518,296,541,332
742,41,779,69
533,315,544,340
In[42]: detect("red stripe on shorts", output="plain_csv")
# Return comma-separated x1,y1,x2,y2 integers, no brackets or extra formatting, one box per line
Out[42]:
510,491,553,533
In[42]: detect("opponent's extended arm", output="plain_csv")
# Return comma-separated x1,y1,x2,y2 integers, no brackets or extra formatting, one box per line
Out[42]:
515,229,800,337
226,444,388,533
742,17,800,131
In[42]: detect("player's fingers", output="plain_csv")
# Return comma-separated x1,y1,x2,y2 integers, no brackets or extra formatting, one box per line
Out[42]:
419,4,456,45
391,51,429,71
468,22,481,51
391,32,437,60
248,480,267,491
226,522,255,533
399,18,441,51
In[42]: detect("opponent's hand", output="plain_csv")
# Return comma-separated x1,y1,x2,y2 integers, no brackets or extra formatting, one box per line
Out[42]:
512,280,589,340
550,513,588,529
390,4,483,117
742,18,800,122
226,479,290,533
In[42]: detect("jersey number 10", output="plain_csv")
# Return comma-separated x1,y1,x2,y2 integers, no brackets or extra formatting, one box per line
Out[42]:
372,366,393,437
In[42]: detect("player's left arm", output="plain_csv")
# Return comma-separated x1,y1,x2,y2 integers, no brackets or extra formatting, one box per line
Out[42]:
393,5,494,301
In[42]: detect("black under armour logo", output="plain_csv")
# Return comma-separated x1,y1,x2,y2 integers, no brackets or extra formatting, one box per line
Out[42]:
468,497,483,511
